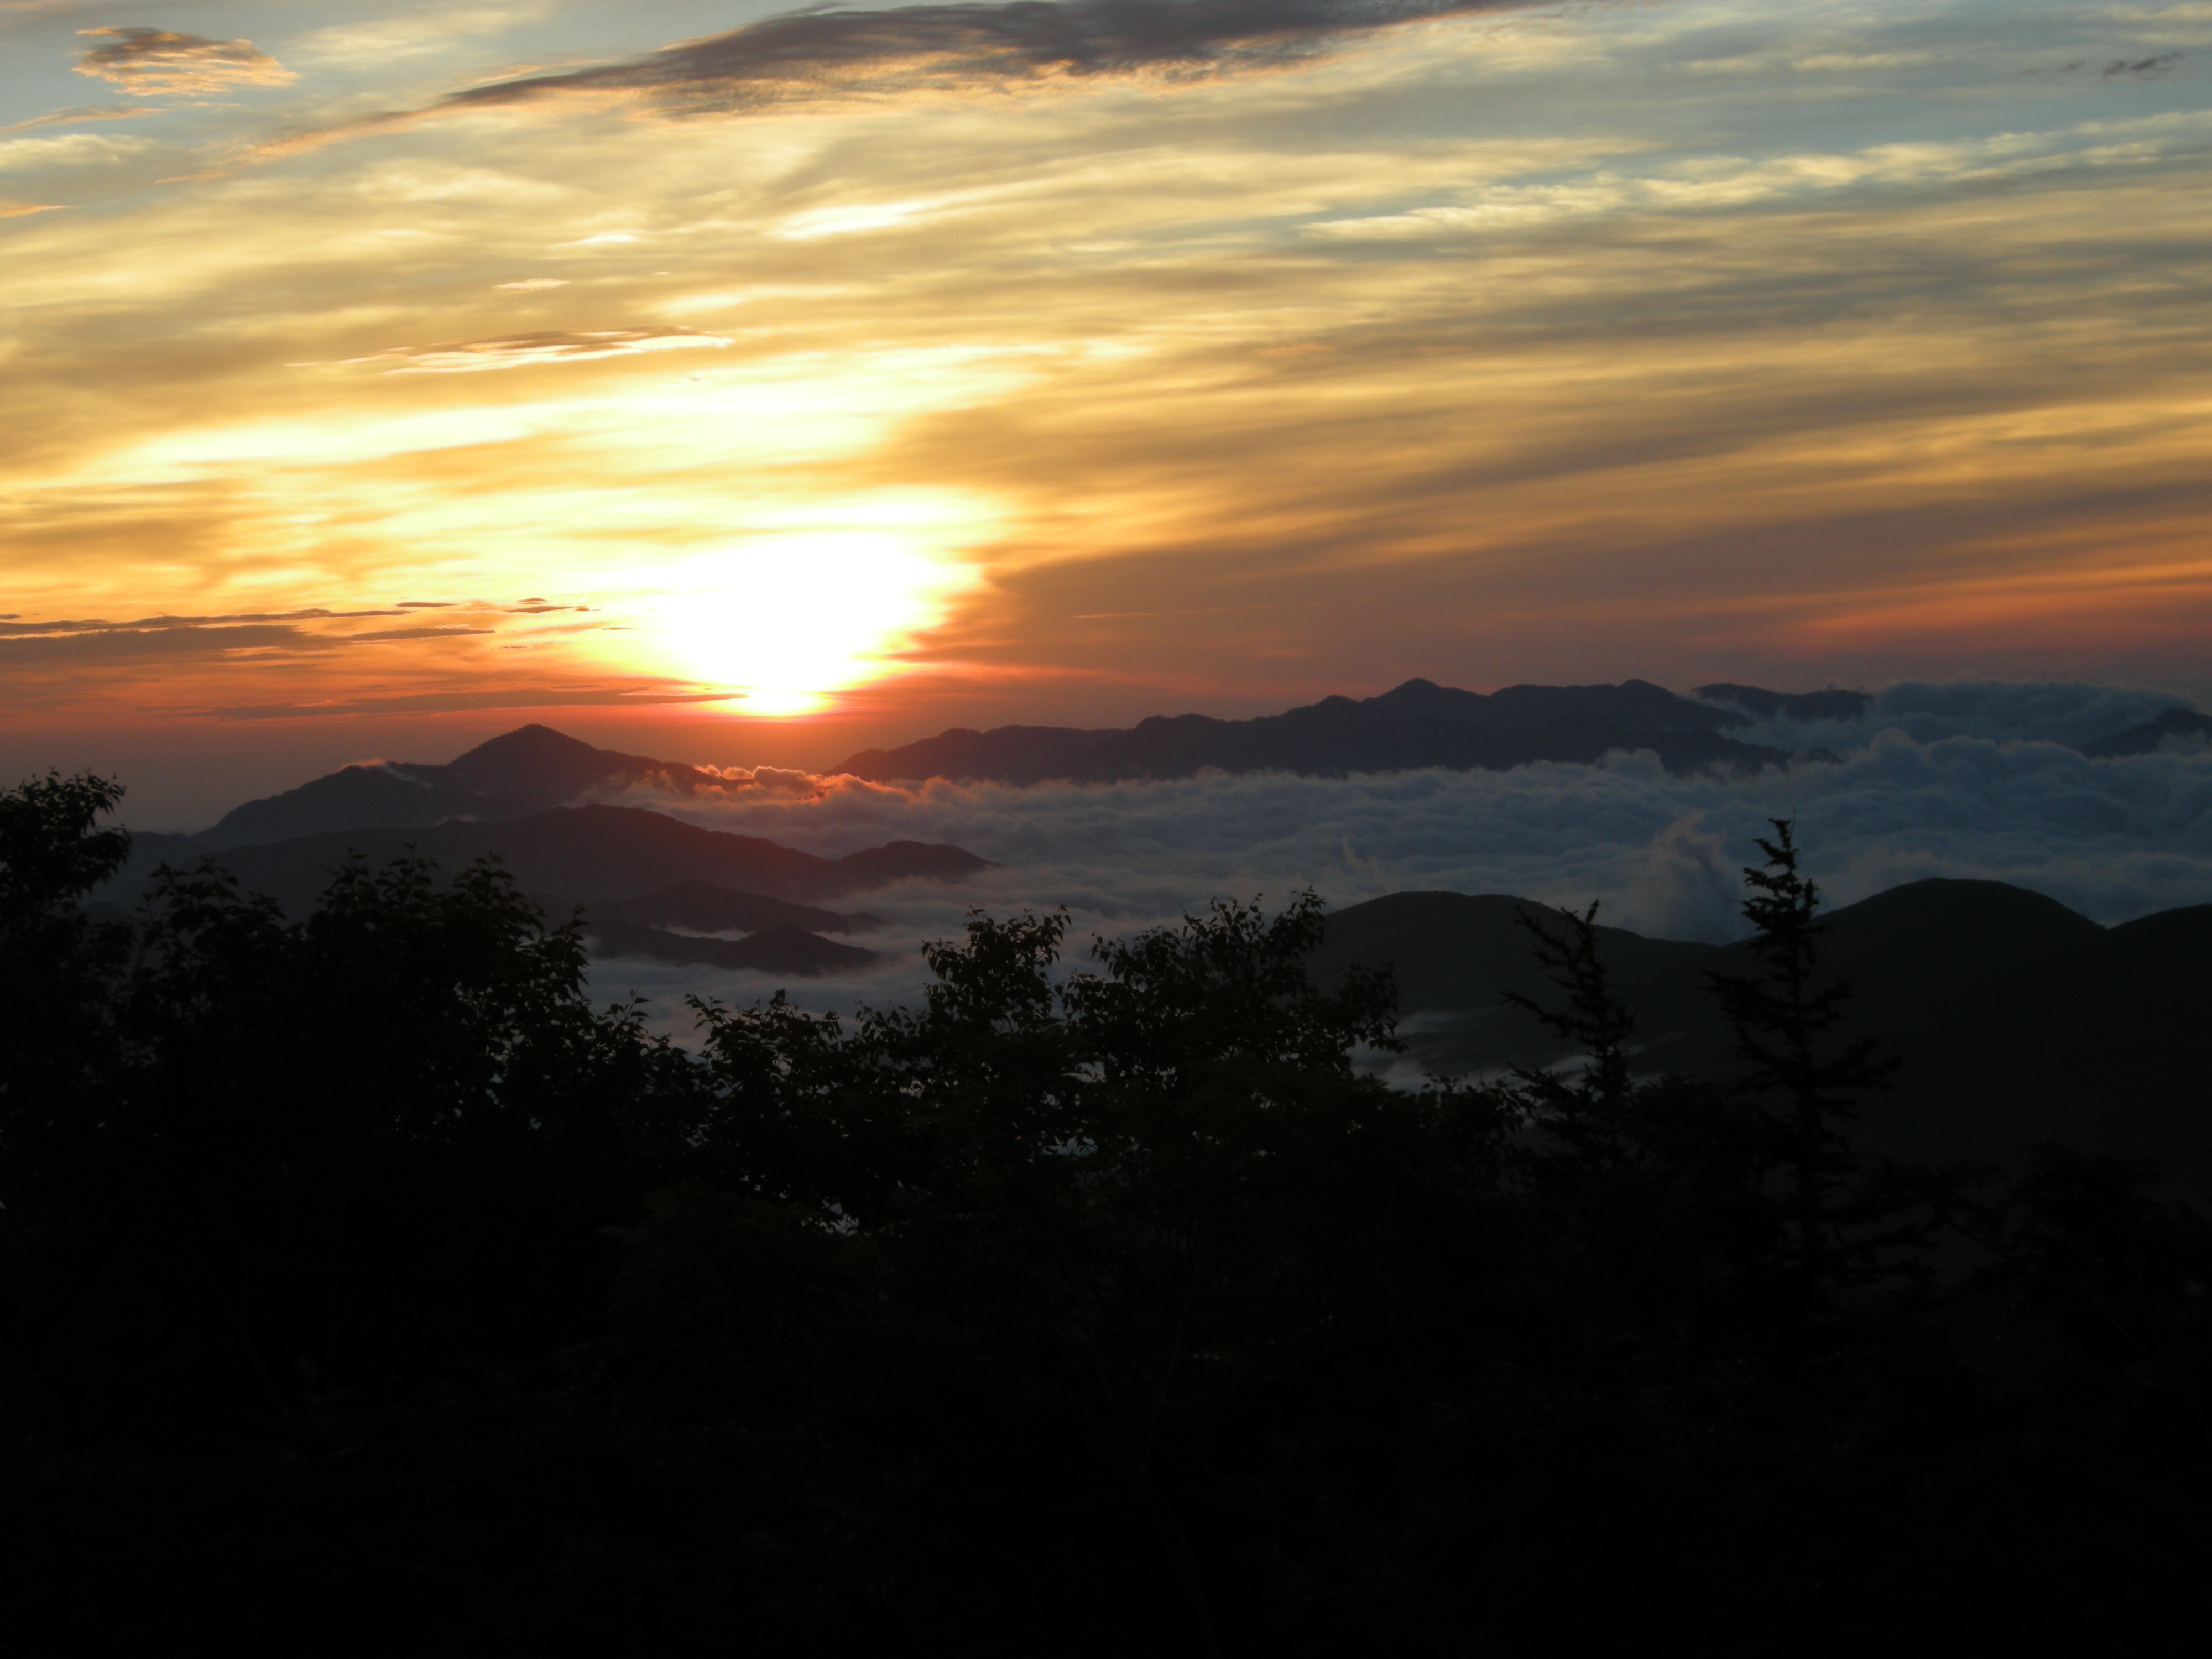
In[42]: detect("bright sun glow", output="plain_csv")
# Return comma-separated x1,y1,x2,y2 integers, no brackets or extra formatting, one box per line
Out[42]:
632,523,983,714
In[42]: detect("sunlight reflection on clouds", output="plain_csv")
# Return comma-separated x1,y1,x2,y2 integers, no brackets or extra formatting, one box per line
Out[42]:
1,0,2209,727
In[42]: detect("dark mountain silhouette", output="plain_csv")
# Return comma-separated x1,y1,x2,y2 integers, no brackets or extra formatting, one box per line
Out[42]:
1311,891,1724,1070
1692,683,1874,721
585,880,882,936
2083,706,2212,758
192,682,1847,847
201,724,724,847
1371,676,1749,733
106,804,988,917
1313,879,2212,1194
586,917,879,976
832,677,1803,784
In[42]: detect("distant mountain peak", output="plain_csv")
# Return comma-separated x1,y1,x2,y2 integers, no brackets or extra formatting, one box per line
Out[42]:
450,723,598,764
202,723,718,848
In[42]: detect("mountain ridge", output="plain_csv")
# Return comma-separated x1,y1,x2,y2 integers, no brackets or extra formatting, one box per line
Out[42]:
831,677,1801,784
184,677,2206,846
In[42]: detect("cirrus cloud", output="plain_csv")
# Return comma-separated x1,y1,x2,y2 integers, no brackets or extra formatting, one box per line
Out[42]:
0,103,154,135
341,326,729,374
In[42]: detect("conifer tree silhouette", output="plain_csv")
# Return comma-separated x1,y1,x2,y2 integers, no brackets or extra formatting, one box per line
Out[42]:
1503,901,1637,1173
1707,818,1901,1295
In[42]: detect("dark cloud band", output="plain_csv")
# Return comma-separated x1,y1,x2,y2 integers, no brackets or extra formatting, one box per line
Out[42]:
432,0,1532,119
0,608,404,638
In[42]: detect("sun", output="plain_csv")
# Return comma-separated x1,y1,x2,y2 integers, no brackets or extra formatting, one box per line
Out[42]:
628,523,980,714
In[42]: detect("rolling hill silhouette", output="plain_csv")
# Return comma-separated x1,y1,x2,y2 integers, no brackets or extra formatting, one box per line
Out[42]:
112,728,977,980
1311,878,2212,1194
119,804,985,916
104,805,984,977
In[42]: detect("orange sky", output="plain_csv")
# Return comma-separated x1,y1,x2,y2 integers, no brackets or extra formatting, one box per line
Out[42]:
4,0,2210,822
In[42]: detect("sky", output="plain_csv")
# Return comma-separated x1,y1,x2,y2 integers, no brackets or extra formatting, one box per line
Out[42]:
4,0,2211,825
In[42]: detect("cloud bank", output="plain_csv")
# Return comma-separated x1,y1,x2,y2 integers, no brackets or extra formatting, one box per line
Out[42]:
580,681,2212,1026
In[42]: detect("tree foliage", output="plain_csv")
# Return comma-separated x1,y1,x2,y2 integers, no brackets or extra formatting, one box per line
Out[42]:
1,778,2206,1656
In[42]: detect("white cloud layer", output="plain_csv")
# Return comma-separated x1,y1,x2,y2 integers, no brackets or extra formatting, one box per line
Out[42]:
585,680,2212,1028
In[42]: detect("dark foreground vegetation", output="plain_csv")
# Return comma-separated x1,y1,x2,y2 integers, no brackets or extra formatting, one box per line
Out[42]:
4,773,2209,1655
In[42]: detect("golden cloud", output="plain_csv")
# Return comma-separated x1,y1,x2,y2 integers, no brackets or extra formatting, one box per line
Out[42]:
73,27,296,95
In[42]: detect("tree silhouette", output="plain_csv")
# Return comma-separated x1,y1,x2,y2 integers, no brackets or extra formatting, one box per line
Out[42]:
1707,817,1913,1297
0,770,128,926
1502,900,1639,1172
0,771,133,1209
1,774,2207,1655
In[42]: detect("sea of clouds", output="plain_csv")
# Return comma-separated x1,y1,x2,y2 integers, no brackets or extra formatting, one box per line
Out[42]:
585,680,2212,1027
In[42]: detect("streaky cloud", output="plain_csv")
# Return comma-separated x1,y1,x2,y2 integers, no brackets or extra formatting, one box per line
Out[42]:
342,327,729,374
0,104,154,135
202,687,749,720
2104,51,2184,80
0,623,327,665
0,608,409,637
